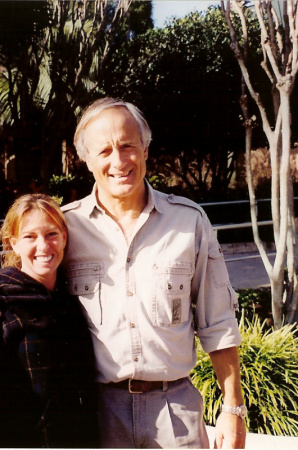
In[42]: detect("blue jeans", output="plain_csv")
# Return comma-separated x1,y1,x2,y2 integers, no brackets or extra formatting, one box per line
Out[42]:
96,377,209,448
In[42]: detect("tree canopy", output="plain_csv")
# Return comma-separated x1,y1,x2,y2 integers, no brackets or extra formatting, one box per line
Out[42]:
105,7,263,200
1,1,297,207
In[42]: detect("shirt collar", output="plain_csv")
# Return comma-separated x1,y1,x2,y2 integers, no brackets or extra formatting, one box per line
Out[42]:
82,183,102,218
87,180,164,218
144,180,163,214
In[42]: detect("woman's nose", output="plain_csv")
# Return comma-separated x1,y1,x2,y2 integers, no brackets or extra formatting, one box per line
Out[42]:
36,236,48,250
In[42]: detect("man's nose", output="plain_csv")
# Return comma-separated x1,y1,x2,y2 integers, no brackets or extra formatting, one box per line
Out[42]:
111,149,125,168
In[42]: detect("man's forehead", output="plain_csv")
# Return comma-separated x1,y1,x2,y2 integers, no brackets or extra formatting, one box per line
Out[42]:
86,106,135,129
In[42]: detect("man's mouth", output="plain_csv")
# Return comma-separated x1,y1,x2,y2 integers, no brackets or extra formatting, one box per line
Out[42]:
110,170,131,178
34,255,53,262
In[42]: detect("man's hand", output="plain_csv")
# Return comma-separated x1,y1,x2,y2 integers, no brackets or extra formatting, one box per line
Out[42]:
209,347,246,448
214,411,246,449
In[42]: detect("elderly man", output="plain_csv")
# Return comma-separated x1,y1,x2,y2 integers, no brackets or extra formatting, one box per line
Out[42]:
62,97,246,449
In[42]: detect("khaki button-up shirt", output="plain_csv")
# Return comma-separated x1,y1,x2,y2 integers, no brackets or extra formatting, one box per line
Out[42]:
62,181,241,383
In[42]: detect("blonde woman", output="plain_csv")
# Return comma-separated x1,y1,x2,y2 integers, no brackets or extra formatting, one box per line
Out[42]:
0,194,97,448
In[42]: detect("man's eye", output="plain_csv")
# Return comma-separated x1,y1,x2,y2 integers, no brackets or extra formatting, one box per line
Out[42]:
24,235,34,239
99,149,109,156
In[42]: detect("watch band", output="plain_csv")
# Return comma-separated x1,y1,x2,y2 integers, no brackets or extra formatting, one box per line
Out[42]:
221,404,247,419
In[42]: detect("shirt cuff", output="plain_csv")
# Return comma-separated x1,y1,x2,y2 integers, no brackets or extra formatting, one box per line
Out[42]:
197,318,241,354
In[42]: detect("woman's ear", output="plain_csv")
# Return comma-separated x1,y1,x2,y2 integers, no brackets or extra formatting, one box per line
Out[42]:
62,230,67,249
10,238,20,255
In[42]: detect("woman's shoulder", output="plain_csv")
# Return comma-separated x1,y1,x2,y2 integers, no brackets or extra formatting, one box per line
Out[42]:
0,268,22,315
0,267,49,311
0,266,23,286
0,266,43,290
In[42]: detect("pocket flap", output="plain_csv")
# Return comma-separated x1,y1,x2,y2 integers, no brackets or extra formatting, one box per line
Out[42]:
66,262,103,296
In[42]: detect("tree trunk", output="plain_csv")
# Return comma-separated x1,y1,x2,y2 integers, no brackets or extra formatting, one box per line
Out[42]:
221,0,298,327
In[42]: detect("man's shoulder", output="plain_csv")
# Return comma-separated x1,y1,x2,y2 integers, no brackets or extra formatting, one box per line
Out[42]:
161,192,205,216
61,194,91,215
61,200,82,213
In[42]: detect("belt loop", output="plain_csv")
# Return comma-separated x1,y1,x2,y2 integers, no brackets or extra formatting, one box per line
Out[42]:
162,381,168,392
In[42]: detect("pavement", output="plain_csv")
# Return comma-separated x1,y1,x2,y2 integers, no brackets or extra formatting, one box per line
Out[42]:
215,242,298,448
206,425,298,449
222,242,275,290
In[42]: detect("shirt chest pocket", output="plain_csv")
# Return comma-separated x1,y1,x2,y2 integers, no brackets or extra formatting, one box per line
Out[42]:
153,262,194,326
66,262,104,325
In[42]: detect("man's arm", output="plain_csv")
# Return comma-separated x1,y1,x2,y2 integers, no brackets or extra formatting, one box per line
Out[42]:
209,346,246,449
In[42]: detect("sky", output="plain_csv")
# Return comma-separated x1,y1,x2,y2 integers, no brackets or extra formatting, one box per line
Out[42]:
152,0,221,28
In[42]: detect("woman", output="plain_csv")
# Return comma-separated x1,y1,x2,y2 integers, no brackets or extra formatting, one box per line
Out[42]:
0,194,97,448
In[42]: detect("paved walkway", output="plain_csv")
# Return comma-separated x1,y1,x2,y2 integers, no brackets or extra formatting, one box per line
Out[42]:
206,425,298,449
222,242,274,290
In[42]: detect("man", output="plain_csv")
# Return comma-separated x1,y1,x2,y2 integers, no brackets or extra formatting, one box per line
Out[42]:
62,97,246,449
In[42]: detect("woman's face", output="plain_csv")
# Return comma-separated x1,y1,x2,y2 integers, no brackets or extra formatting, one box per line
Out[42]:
10,209,67,290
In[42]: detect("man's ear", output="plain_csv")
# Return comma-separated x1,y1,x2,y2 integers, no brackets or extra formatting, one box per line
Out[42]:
144,146,149,160
85,156,93,173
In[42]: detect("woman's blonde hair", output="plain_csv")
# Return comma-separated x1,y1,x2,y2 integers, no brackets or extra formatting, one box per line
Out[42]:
1,193,68,268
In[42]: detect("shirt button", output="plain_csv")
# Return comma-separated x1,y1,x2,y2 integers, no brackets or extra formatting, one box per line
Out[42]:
168,283,172,290
180,284,183,290
133,356,138,362
130,323,136,328
85,285,89,291
127,257,131,263
128,292,133,297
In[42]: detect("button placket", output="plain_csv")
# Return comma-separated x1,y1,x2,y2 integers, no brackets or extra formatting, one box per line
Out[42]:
126,246,142,378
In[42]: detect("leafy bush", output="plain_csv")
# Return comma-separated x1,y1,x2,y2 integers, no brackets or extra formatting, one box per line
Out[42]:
48,174,76,205
236,288,272,326
191,313,298,436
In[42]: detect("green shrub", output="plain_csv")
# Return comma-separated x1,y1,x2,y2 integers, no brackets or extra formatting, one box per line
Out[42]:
191,313,298,436
236,288,273,327
148,174,171,191
48,174,76,205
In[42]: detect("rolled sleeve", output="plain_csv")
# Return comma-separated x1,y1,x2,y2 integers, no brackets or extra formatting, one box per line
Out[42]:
198,318,241,354
193,215,241,354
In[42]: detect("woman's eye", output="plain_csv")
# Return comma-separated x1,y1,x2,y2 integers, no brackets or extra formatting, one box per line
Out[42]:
48,231,58,237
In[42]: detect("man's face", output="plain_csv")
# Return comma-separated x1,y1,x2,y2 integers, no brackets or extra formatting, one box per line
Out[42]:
84,107,148,204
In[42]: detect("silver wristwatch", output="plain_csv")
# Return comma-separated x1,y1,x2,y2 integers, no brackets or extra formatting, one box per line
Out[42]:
221,404,247,419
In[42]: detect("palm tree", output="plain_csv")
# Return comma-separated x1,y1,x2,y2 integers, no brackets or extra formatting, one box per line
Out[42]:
0,0,133,185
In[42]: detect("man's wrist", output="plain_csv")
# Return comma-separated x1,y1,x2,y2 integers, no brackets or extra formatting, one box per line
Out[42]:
221,404,247,419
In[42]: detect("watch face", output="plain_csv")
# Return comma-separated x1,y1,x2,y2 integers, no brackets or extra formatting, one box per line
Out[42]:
239,405,247,418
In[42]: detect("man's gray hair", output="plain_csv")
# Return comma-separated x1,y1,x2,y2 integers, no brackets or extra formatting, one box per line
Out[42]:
74,97,152,161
